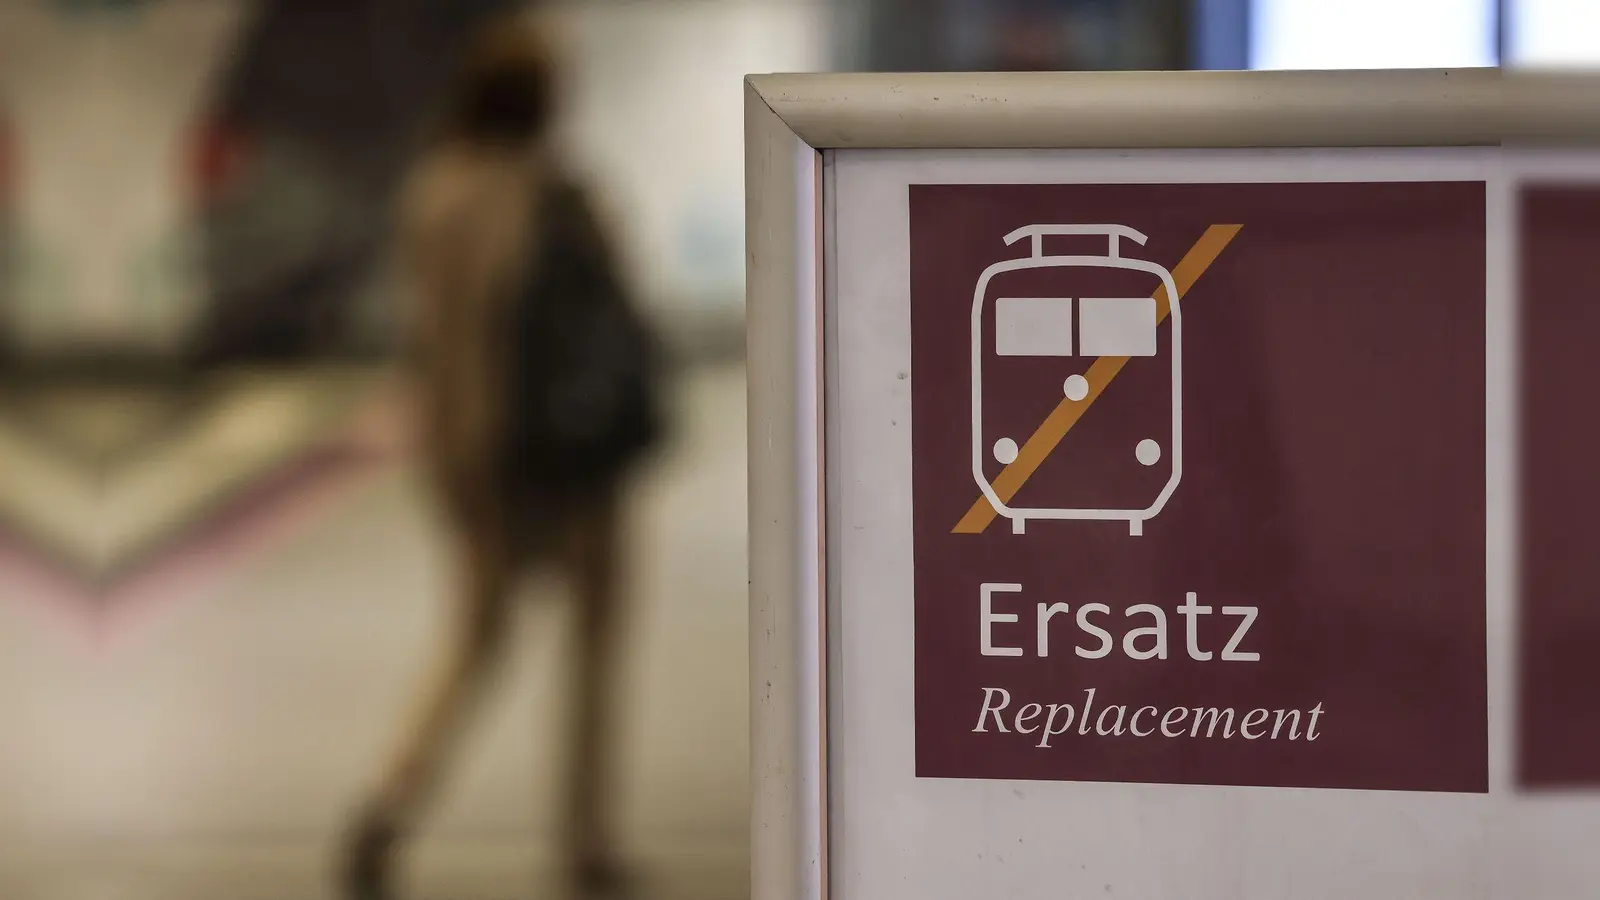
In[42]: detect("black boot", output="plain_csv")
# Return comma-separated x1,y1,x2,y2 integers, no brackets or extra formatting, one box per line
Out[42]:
572,854,637,899
341,809,399,900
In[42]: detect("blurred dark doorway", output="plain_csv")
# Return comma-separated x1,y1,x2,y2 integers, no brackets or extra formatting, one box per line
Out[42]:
840,0,1192,72
187,0,525,367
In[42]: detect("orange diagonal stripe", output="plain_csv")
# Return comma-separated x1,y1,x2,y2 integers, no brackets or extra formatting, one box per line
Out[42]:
953,224,1242,534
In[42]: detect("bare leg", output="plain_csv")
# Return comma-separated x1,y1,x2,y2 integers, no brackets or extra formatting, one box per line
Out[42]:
344,532,515,900
564,495,631,894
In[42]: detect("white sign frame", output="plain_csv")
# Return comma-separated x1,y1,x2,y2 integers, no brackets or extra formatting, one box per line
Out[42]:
744,69,1600,900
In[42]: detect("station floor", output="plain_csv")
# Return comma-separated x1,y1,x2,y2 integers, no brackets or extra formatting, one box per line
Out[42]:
0,362,752,900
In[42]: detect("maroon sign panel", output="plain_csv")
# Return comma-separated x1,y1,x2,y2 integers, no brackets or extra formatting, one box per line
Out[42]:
1518,184,1600,788
910,182,1487,793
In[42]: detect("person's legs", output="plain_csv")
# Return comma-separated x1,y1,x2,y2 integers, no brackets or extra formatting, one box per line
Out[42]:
563,495,631,893
343,530,515,900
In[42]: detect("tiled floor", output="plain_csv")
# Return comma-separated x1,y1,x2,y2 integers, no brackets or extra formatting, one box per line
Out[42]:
0,363,751,900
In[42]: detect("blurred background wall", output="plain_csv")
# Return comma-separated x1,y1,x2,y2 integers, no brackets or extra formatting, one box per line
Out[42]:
0,2,1593,898
3,0,1593,373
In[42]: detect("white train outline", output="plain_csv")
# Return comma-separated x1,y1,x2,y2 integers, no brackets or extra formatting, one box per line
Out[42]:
969,224,1182,537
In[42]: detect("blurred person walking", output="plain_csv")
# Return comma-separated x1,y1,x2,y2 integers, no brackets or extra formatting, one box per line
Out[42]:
342,13,663,900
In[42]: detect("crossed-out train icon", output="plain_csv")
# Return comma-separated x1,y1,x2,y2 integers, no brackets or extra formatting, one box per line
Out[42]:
970,224,1182,537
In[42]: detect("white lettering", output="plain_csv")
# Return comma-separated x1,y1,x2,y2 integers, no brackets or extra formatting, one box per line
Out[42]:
1036,602,1071,657
1075,603,1113,659
1271,709,1301,740
1122,603,1169,660
1179,591,1213,660
1095,704,1129,736
1039,704,1075,747
1130,706,1158,737
1307,702,1325,741
1078,688,1098,735
981,584,1024,657
1221,606,1260,662
971,690,1320,744
972,585,1265,663
1191,707,1236,739
1160,706,1189,737
1015,702,1043,734
973,687,1012,732
1240,708,1269,739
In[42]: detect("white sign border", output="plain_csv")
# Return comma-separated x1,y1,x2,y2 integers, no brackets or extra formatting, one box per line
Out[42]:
830,147,1500,900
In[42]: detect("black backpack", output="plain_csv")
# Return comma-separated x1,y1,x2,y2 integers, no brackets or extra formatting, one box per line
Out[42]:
503,177,663,508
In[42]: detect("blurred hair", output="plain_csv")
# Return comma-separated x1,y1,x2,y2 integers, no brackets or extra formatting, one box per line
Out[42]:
438,13,557,147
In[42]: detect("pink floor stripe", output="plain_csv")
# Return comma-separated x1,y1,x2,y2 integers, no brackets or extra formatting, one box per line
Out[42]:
0,387,418,648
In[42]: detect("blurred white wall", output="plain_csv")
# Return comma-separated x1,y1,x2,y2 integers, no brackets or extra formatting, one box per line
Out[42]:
543,0,829,335
1509,0,1600,68
0,0,830,361
0,0,249,358
1250,0,1498,69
